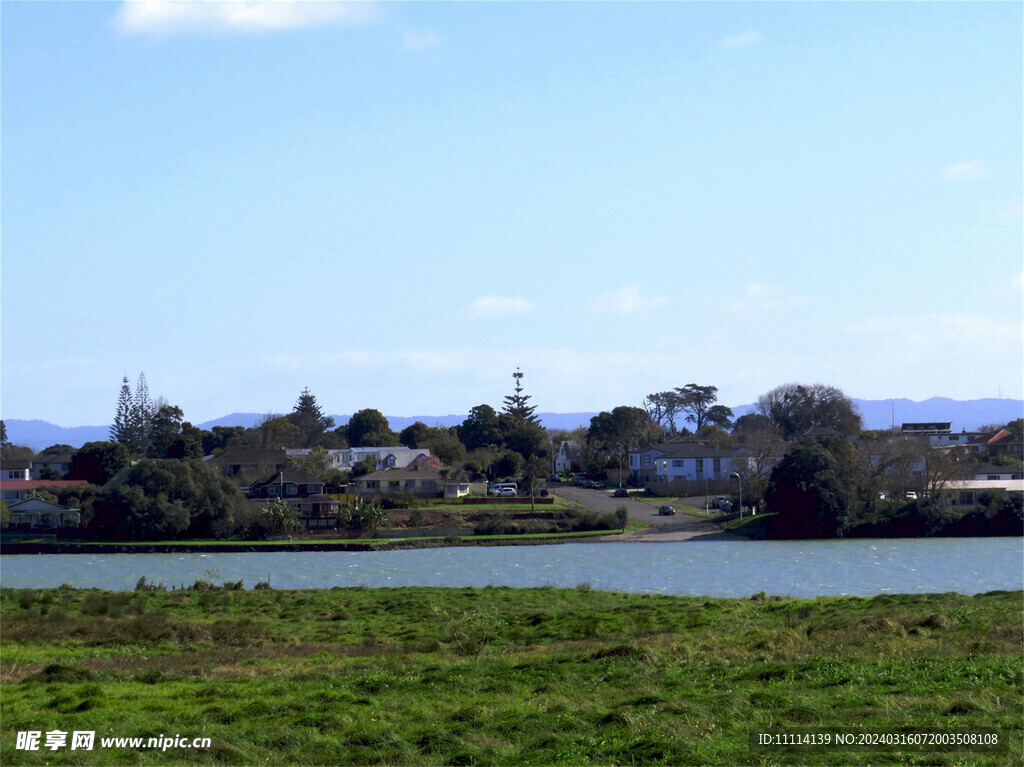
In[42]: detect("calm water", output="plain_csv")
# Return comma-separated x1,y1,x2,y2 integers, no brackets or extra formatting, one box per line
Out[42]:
1,538,1021,598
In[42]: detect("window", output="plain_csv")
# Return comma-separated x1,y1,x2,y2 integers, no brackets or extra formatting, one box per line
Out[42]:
641,455,651,467
672,460,684,467
713,458,721,473
695,459,704,474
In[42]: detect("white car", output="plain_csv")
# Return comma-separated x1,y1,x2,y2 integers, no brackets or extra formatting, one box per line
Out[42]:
493,487,517,497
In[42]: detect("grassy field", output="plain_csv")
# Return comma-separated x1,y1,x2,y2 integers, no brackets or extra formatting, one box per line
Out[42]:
1,586,1021,766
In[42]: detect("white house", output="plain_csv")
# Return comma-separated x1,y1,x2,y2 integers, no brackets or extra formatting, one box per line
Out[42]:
287,447,432,472
354,468,469,498
554,441,582,473
629,443,752,484
969,464,1023,481
6,497,81,529
2,460,32,481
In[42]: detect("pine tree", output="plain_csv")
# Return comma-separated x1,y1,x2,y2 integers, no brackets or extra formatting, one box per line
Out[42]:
131,372,153,455
111,375,134,446
502,367,539,424
289,387,335,446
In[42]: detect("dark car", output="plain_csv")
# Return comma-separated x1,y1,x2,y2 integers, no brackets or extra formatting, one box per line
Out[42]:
612,488,629,498
658,505,675,515
547,473,562,483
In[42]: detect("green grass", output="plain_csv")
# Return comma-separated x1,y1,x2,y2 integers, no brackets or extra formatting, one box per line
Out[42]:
2,587,1021,766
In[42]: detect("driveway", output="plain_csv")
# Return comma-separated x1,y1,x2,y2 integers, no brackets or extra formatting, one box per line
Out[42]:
551,486,736,542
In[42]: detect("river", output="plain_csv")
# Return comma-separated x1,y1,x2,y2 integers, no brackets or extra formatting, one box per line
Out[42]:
1,538,1021,598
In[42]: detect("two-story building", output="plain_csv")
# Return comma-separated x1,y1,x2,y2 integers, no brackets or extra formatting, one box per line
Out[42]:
246,469,342,529
554,441,582,474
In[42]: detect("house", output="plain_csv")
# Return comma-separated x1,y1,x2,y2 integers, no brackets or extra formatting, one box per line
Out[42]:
354,468,470,499
319,447,432,472
31,454,73,479
945,479,1024,507
901,422,952,436
966,429,1023,462
206,449,286,481
901,422,987,449
968,464,1023,481
2,459,32,481
246,469,342,528
631,443,744,484
554,441,582,474
798,425,844,441
0,479,90,503
6,497,81,529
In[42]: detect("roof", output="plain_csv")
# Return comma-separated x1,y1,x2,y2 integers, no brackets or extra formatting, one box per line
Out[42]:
251,469,323,487
357,468,443,482
633,443,741,459
945,479,1024,493
9,498,76,512
969,464,1024,478
207,448,286,465
32,455,73,465
966,429,1016,446
0,479,90,491
1,459,33,470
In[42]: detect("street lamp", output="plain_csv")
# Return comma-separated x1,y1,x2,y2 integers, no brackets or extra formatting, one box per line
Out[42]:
730,472,744,521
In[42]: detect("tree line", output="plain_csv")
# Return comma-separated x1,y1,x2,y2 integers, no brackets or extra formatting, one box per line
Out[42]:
3,372,1020,541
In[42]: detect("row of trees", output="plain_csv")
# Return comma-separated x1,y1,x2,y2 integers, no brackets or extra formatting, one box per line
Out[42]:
763,437,1022,538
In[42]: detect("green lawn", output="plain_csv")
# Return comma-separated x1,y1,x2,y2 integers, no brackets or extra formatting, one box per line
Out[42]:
2,586,1020,766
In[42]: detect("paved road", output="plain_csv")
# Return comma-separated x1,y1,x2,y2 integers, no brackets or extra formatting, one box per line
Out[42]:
551,486,736,542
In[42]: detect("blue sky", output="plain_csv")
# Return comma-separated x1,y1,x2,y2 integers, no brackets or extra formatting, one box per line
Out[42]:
2,1,1021,427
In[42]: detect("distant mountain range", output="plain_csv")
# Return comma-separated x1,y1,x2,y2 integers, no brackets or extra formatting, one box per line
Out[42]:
4,398,1022,452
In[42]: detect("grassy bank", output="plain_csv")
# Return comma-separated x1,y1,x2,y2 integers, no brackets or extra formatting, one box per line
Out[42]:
2,587,1021,766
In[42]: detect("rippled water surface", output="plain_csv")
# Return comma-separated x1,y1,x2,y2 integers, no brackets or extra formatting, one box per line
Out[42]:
2,538,1021,598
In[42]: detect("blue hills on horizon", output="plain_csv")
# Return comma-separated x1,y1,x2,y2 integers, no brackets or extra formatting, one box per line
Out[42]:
4,397,1022,452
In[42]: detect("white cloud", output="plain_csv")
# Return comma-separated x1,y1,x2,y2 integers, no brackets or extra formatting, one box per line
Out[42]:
402,28,442,51
467,295,536,319
113,1,380,36
745,281,769,298
728,282,814,312
600,285,668,315
719,30,762,49
847,313,1021,350
942,161,990,181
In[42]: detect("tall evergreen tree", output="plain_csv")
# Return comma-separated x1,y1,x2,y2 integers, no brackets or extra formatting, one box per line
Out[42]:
111,376,134,446
288,387,335,446
131,372,153,454
502,367,539,424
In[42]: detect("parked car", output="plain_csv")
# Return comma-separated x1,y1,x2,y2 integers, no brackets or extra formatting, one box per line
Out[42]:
493,487,517,497
572,473,587,486
712,496,728,509
612,488,629,498
658,505,676,515
546,473,562,483
582,479,597,489
906,491,918,500
717,500,732,513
